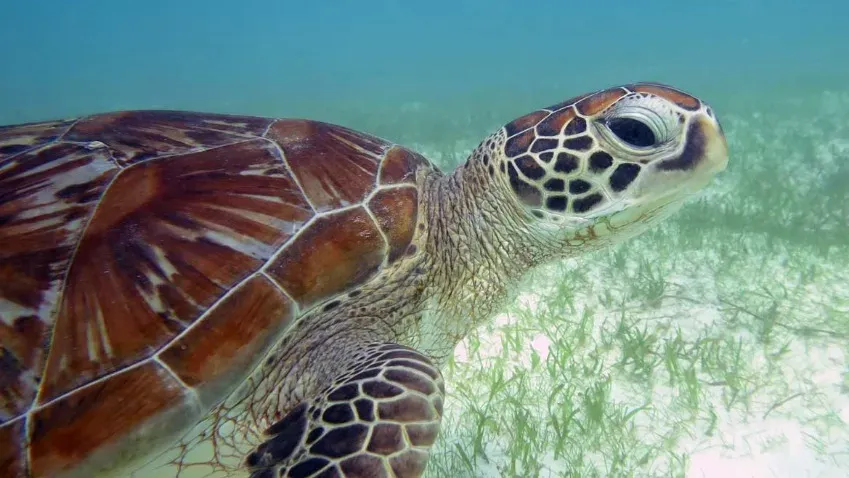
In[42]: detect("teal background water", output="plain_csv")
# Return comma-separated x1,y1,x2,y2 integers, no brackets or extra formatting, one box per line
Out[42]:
2,0,847,128
3,1,849,477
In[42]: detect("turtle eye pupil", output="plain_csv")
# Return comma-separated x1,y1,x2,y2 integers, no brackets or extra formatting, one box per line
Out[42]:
606,117,656,148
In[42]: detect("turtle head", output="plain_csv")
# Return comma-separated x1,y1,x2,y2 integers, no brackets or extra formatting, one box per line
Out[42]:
488,82,728,252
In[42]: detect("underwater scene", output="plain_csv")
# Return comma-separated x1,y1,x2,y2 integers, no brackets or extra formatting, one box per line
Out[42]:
2,0,848,477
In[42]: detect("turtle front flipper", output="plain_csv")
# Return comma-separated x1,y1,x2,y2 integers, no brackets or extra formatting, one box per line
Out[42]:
245,343,444,478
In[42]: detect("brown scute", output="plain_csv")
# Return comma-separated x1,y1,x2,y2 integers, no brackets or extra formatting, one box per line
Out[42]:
367,423,405,455
379,145,433,185
631,83,701,111
362,380,403,399
64,110,274,166
0,419,26,477
507,162,542,207
384,368,436,396
405,423,440,447
367,187,418,263
503,128,536,159
563,116,587,136
29,362,197,478
503,110,548,137
266,207,385,308
543,94,585,112
377,395,435,422
309,424,369,458
0,141,119,417
389,450,429,477
38,138,312,404
158,275,293,398
0,118,76,161
266,119,387,212
0,316,45,420
535,107,575,137
340,454,389,478
576,87,628,116
0,143,116,309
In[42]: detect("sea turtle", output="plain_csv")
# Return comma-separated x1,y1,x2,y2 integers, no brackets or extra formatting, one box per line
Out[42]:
0,82,727,478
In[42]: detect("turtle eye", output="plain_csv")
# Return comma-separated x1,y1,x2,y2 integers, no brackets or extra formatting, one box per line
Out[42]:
605,117,657,148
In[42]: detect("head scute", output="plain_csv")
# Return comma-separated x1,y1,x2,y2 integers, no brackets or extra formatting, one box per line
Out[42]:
492,82,727,230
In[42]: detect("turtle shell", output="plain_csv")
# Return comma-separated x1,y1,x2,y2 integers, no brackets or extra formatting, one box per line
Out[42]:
0,110,435,477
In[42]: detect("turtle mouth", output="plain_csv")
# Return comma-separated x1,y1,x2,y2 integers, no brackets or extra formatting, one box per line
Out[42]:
631,113,728,203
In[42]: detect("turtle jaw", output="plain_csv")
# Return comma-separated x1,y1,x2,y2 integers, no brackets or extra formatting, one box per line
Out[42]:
571,111,729,244
630,112,729,206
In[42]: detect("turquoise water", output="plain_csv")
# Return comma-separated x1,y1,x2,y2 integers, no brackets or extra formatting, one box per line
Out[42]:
2,0,848,127
3,1,849,477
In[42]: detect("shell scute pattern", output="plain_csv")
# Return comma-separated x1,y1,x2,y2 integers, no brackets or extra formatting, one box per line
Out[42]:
0,110,433,476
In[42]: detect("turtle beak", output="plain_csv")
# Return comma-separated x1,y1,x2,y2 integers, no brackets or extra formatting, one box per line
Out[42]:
629,110,729,203
698,112,729,175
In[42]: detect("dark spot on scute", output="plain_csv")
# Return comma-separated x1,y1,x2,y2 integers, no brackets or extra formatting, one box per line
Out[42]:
488,164,495,176
530,138,558,153
363,380,404,398
499,161,506,173
609,163,641,191
504,129,535,158
55,178,107,203
377,350,426,361
589,151,613,172
406,244,418,256
322,300,340,312
546,196,568,212
307,427,324,444
0,144,32,156
246,403,307,468
323,404,355,424
507,162,542,207
310,424,368,458
553,152,579,174
328,383,358,401
385,359,439,379
569,179,592,194
266,403,307,435
315,465,342,478
563,136,594,151
482,153,490,165
657,120,705,171
543,178,565,192
290,457,331,476
572,193,603,213
350,368,381,381
539,151,554,163
355,398,374,421
563,116,587,135
514,155,545,180
249,469,273,478
532,210,544,219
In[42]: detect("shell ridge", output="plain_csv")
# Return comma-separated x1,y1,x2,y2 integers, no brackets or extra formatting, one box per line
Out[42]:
152,356,202,406
31,151,123,408
259,136,319,213
55,116,85,142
